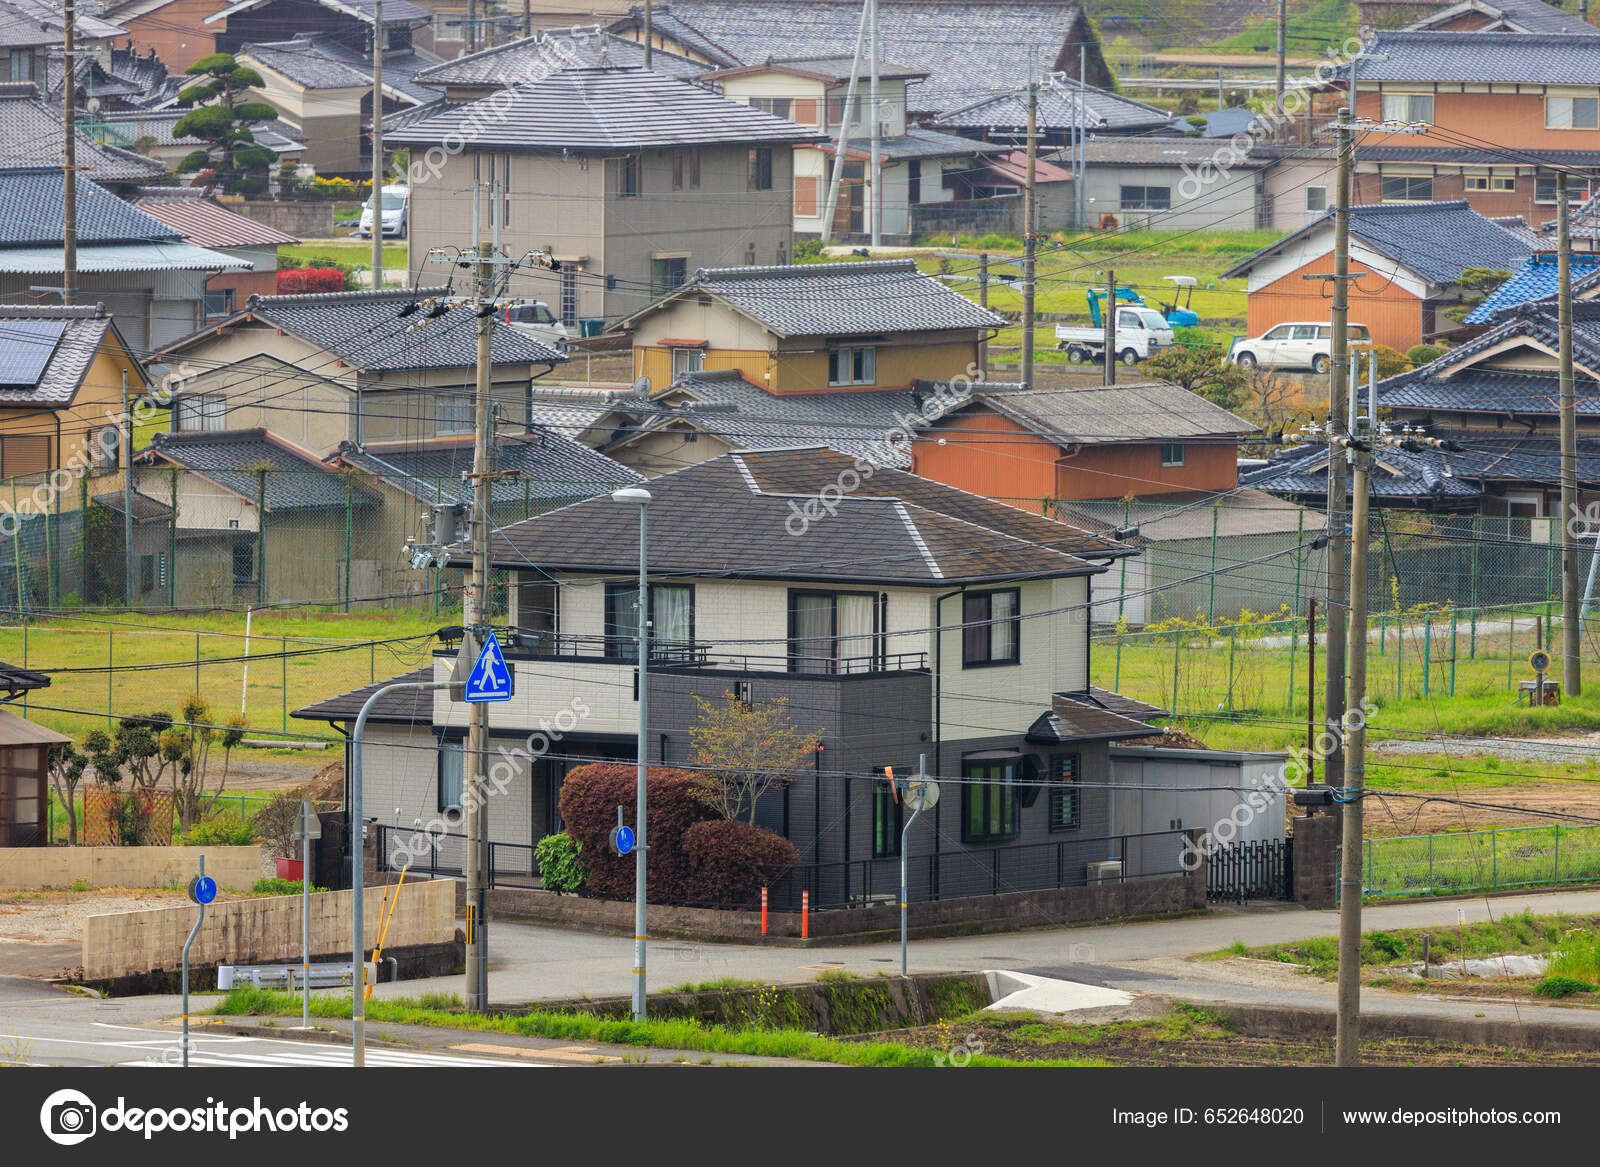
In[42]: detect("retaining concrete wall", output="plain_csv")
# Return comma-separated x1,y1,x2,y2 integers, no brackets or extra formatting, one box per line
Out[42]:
82,877,455,980
0,846,264,892
239,200,332,239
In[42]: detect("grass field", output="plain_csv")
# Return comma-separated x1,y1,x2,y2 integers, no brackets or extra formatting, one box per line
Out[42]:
279,242,409,272
1,608,447,746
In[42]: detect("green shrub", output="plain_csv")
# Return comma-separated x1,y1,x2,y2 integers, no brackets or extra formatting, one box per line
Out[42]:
793,239,824,262
533,833,586,894
1366,931,1407,961
250,877,324,896
1406,343,1445,367
180,811,257,846
1532,975,1595,998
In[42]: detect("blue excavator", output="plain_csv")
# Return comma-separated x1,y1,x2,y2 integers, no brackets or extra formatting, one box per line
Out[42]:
1086,277,1200,329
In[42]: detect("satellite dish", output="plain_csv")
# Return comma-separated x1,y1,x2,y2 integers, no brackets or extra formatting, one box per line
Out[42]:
632,375,651,397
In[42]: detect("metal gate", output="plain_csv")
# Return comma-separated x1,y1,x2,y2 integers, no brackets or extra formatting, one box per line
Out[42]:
1207,838,1293,904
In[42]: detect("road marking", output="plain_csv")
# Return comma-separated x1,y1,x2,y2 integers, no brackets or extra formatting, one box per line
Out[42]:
137,1038,538,1068
450,1042,619,1063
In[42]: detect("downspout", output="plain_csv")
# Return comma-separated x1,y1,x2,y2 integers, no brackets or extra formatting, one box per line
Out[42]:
933,585,964,854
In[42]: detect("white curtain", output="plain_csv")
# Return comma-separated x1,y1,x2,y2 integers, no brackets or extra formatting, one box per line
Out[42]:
837,593,876,671
990,591,1017,661
793,594,832,673
653,585,692,651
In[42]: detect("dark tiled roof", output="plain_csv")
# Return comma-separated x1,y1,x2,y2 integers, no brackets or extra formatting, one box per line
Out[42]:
0,659,50,698
937,86,1172,135
1464,253,1600,323
417,27,707,87
1384,368,1600,415
706,55,927,81
1350,29,1600,83
1397,298,1600,382
1404,0,1598,33
0,304,120,406
1488,215,1545,251
1084,686,1168,720
1223,201,1530,287
389,66,822,151
330,432,642,507
830,125,999,161
484,447,1128,583
132,191,301,248
93,487,174,522
91,109,305,153
1026,692,1165,743
615,1,1093,115
50,44,178,108
1080,135,1269,168
0,170,181,246
242,36,439,104
161,287,565,371
210,0,428,26
1240,442,1483,503
960,382,1256,444
139,428,379,512
0,0,123,48
292,667,433,725
625,258,1003,337
1356,143,1600,167
0,82,167,181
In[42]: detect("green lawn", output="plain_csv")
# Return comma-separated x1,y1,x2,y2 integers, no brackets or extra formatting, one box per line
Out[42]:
280,242,409,272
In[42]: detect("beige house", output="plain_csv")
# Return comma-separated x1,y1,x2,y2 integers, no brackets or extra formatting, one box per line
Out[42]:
149,287,567,457
389,66,821,327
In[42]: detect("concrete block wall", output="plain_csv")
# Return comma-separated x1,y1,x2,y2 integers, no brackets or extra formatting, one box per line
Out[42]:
81,877,455,980
0,846,264,892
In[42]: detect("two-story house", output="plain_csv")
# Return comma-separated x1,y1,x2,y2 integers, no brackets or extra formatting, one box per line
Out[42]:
388,66,822,328
704,57,996,240
295,446,1187,906
148,286,566,454
1342,31,1600,223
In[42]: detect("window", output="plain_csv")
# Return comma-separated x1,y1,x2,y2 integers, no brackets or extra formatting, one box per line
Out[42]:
1380,174,1433,202
651,256,687,297
1120,185,1171,211
750,96,792,119
437,739,463,813
1380,92,1434,124
670,345,704,379
1290,324,1317,341
1048,753,1080,831
1263,324,1291,340
671,149,684,190
514,578,557,635
748,147,774,191
9,50,30,82
1492,175,1517,192
619,153,639,197
175,393,227,431
435,396,473,435
1315,324,1370,342
0,435,48,477
1305,186,1327,212
792,97,819,125
139,554,155,594
1465,173,1489,191
605,582,693,660
962,588,1020,667
827,344,876,386
689,148,700,189
871,770,902,857
1536,173,1593,204
232,542,254,585
1160,442,1186,467
963,757,1018,843
560,268,579,327
204,288,234,319
1547,95,1600,129
788,590,883,673
794,175,820,217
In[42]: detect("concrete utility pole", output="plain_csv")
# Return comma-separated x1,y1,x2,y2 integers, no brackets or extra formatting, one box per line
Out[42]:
1077,43,1088,230
977,251,989,377
371,0,384,291
868,0,881,246
1275,0,1287,117
62,0,77,305
643,0,652,69
819,0,871,244
1323,108,1353,795
610,484,653,1021
1335,366,1372,1067
1021,66,1038,390
463,222,494,1012
122,372,133,608
1102,269,1116,386
1559,172,1583,698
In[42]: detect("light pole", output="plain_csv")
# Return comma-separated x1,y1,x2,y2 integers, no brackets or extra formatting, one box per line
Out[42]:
613,485,652,1022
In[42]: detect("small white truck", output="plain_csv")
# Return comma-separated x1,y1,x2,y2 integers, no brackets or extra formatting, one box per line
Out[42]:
1055,305,1175,366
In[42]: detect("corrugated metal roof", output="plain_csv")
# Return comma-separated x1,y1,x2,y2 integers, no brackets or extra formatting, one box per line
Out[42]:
132,193,301,248
0,240,251,273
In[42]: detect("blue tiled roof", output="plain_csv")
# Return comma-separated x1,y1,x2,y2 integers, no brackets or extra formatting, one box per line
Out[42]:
0,171,181,247
1465,254,1600,324
1382,369,1600,417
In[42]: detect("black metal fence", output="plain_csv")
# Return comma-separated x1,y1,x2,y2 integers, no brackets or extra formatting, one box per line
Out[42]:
1206,838,1293,904
376,824,540,887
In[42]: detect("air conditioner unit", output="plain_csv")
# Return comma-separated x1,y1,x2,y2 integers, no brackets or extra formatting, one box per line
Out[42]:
1087,860,1123,885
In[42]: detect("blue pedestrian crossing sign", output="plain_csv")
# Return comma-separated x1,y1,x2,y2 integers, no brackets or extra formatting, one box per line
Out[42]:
464,631,514,702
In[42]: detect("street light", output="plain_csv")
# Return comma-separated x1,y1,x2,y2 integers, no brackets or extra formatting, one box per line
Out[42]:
612,485,652,1022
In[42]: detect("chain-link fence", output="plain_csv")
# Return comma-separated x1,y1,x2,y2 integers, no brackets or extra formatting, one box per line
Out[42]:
1358,824,1600,899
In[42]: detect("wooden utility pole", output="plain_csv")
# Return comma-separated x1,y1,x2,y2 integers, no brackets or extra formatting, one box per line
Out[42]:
467,0,477,53
978,251,990,377
1275,0,1287,117
1102,269,1116,386
463,229,493,1011
1560,171,1582,697
1021,69,1038,389
1324,107,1353,793
643,0,652,69
62,0,77,305
370,0,384,291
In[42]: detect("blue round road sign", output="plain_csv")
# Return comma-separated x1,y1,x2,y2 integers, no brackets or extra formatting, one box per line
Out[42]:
188,875,217,905
610,825,635,856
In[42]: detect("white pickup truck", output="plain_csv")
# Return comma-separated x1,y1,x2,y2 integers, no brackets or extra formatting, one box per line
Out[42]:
1055,306,1175,366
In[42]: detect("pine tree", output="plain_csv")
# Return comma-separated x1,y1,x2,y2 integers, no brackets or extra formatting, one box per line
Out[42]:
172,53,279,194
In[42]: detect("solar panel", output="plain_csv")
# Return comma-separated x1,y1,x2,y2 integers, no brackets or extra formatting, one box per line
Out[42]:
0,320,69,389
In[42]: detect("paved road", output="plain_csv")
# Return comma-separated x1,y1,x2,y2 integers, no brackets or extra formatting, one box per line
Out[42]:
367,886,1600,1006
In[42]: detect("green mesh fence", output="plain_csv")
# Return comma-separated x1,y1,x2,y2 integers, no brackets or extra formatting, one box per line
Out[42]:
1358,825,1600,899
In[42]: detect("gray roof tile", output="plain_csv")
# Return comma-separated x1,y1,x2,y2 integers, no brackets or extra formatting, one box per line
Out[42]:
139,428,378,512
0,169,181,246
0,82,167,181
293,666,433,724
417,27,707,87
1403,0,1598,33
0,304,120,406
241,36,439,104
960,382,1257,443
938,86,1172,135
1352,29,1600,83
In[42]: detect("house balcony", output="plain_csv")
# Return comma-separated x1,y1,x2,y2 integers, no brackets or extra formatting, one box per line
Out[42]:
494,629,928,676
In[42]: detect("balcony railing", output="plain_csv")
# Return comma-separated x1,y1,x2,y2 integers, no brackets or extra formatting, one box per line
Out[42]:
490,628,927,675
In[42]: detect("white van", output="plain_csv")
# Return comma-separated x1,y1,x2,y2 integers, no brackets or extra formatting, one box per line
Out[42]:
503,301,569,348
359,185,409,238
1229,322,1371,373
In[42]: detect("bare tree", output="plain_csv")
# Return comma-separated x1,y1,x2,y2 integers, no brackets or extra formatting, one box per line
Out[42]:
48,743,88,845
167,694,248,831
688,691,823,824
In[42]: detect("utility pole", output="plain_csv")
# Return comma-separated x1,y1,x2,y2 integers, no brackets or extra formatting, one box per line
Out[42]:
1102,269,1116,386
1275,0,1287,117
522,0,530,39
643,0,652,69
1323,107,1353,795
370,0,384,291
1021,64,1038,390
1335,372,1372,1067
1077,43,1088,231
1560,171,1583,698
62,0,77,305
819,0,871,245
467,0,476,53
868,0,881,246
122,372,133,609
978,251,990,377
463,209,493,1013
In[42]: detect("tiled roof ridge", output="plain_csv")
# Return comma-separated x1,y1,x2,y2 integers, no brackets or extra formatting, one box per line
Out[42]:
0,303,104,319
249,286,449,309
1374,26,1600,38
697,258,917,281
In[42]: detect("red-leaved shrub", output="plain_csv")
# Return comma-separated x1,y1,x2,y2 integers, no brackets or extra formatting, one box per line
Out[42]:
557,763,719,901
680,818,798,906
276,267,346,294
